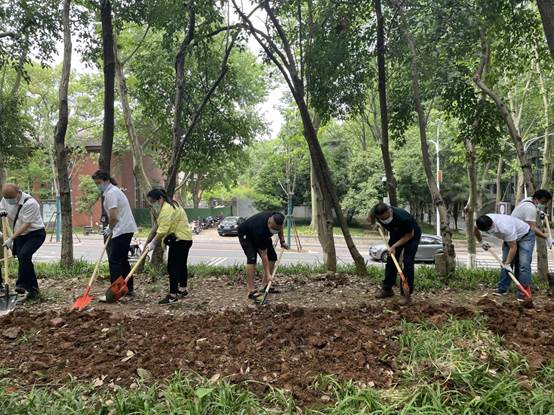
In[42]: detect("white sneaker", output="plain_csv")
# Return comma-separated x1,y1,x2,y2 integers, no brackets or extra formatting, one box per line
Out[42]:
98,295,107,303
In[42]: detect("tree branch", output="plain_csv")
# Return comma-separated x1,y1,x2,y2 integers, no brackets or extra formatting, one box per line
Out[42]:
121,24,150,67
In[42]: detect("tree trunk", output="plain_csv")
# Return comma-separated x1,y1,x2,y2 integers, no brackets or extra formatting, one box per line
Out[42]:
53,0,74,267
473,39,536,195
311,114,336,272
98,0,115,173
294,88,367,275
537,0,554,64
113,41,152,199
374,0,398,205
395,3,456,275
515,170,524,202
495,156,503,209
464,139,478,268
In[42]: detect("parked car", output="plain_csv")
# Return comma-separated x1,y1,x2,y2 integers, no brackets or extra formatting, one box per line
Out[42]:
217,216,245,236
369,234,443,263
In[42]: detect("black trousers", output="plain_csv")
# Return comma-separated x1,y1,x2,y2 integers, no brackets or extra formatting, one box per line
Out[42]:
167,240,192,293
383,233,421,294
109,233,133,292
14,228,46,293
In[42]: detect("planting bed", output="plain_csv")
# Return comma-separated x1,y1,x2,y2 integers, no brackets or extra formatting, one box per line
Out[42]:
1,294,554,405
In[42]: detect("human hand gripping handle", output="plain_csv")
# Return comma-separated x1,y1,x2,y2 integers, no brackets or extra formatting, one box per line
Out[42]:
488,249,532,300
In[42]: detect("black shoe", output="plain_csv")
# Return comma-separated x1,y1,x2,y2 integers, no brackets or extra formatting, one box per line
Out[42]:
15,286,26,295
375,288,394,299
26,290,40,301
493,289,508,297
261,285,279,294
248,290,263,303
159,294,178,305
126,290,135,298
177,289,188,298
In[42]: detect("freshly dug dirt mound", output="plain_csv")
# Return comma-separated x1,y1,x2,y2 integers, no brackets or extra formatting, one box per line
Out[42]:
1,299,554,403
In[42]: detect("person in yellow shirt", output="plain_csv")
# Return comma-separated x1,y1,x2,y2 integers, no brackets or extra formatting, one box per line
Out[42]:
146,189,193,304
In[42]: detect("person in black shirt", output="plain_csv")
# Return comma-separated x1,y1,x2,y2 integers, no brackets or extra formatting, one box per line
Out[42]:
371,203,421,306
238,211,288,302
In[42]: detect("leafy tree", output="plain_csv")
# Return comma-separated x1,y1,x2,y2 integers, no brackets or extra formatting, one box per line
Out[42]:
76,175,100,226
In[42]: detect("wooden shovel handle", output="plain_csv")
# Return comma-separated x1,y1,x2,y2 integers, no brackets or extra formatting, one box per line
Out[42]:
488,249,531,299
124,244,151,283
377,226,403,275
85,236,111,288
2,217,8,281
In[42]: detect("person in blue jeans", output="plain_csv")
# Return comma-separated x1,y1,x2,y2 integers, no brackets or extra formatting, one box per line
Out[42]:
475,214,534,301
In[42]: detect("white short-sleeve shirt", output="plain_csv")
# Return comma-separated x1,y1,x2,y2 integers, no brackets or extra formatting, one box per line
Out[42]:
511,198,538,223
0,192,45,235
102,184,138,238
486,213,530,242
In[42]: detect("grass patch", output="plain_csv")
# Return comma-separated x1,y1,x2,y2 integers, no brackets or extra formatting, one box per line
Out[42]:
295,225,370,238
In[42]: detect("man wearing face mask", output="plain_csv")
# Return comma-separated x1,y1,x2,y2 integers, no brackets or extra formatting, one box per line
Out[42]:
474,214,532,300
0,183,46,300
237,211,288,302
91,170,138,298
371,203,421,305
511,189,552,246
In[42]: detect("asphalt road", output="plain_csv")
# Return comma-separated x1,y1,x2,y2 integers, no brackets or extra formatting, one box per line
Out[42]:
33,229,554,271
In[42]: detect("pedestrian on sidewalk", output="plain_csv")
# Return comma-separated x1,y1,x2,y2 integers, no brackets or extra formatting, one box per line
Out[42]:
146,189,193,305
237,211,288,303
371,203,421,306
0,183,46,301
475,213,533,301
92,170,138,300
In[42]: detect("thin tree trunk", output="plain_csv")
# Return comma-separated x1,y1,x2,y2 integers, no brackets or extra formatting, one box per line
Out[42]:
114,40,151,199
311,115,336,272
473,37,535,195
495,156,503,209
515,170,524,202
464,138,478,268
393,1,456,275
98,0,115,173
53,0,73,267
537,0,554,64
374,0,397,205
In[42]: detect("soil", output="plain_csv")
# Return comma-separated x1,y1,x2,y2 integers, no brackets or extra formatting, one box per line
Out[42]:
1,274,554,404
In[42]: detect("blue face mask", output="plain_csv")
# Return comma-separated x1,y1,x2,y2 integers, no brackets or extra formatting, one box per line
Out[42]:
5,198,17,205
97,183,109,193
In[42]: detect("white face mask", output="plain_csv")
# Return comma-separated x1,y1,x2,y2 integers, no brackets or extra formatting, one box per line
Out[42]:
269,228,279,235
151,201,162,213
5,198,18,205
380,216,393,225
486,225,497,234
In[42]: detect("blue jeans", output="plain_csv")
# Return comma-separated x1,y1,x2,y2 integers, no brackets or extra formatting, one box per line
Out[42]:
498,231,535,298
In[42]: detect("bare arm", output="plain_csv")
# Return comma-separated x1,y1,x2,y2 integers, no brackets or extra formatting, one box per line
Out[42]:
11,223,31,239
259,249,272,279
474,226,482,242
391,230,414,250
528,221,548,239
504,240,518,265
108,208,119,229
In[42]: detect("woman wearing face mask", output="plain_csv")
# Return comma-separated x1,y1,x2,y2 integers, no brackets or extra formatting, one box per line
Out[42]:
92,170,138,299
146,189,193,305
371,202,421,306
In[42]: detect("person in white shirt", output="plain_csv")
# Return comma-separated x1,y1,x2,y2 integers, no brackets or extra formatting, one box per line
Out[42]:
474,213,533,300
511,189,552,246
92,171,138,296
0,183,46,300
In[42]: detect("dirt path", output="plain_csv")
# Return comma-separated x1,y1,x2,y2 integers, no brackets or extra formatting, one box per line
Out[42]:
1,273,554,405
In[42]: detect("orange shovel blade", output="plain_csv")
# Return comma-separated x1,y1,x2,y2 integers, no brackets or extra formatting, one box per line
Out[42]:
105,276,128,303
71,287,93,311
399,272,410,295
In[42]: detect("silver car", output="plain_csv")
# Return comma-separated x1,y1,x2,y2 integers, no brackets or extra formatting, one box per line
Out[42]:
369,234,443,263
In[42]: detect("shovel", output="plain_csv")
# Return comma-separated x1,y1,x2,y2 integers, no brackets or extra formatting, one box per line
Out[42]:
71,236,111,311
259,248,285,306
488,249,532,301
542,214,554,288
377,226,410,297
104,245,150,303
0,217,17,316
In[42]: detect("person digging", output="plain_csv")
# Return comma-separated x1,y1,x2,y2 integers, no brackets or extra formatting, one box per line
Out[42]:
371,203,421,306
237,211,288,303
475,214,533,302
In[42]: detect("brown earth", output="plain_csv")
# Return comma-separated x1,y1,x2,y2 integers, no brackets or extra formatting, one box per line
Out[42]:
1,274,554,404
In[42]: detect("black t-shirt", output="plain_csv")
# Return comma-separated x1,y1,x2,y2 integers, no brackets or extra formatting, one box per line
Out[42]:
238,211,275,249
378,207,421,243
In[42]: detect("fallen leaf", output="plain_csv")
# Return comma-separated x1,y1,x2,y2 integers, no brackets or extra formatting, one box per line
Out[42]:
136,368,152,380
208,373,220,383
